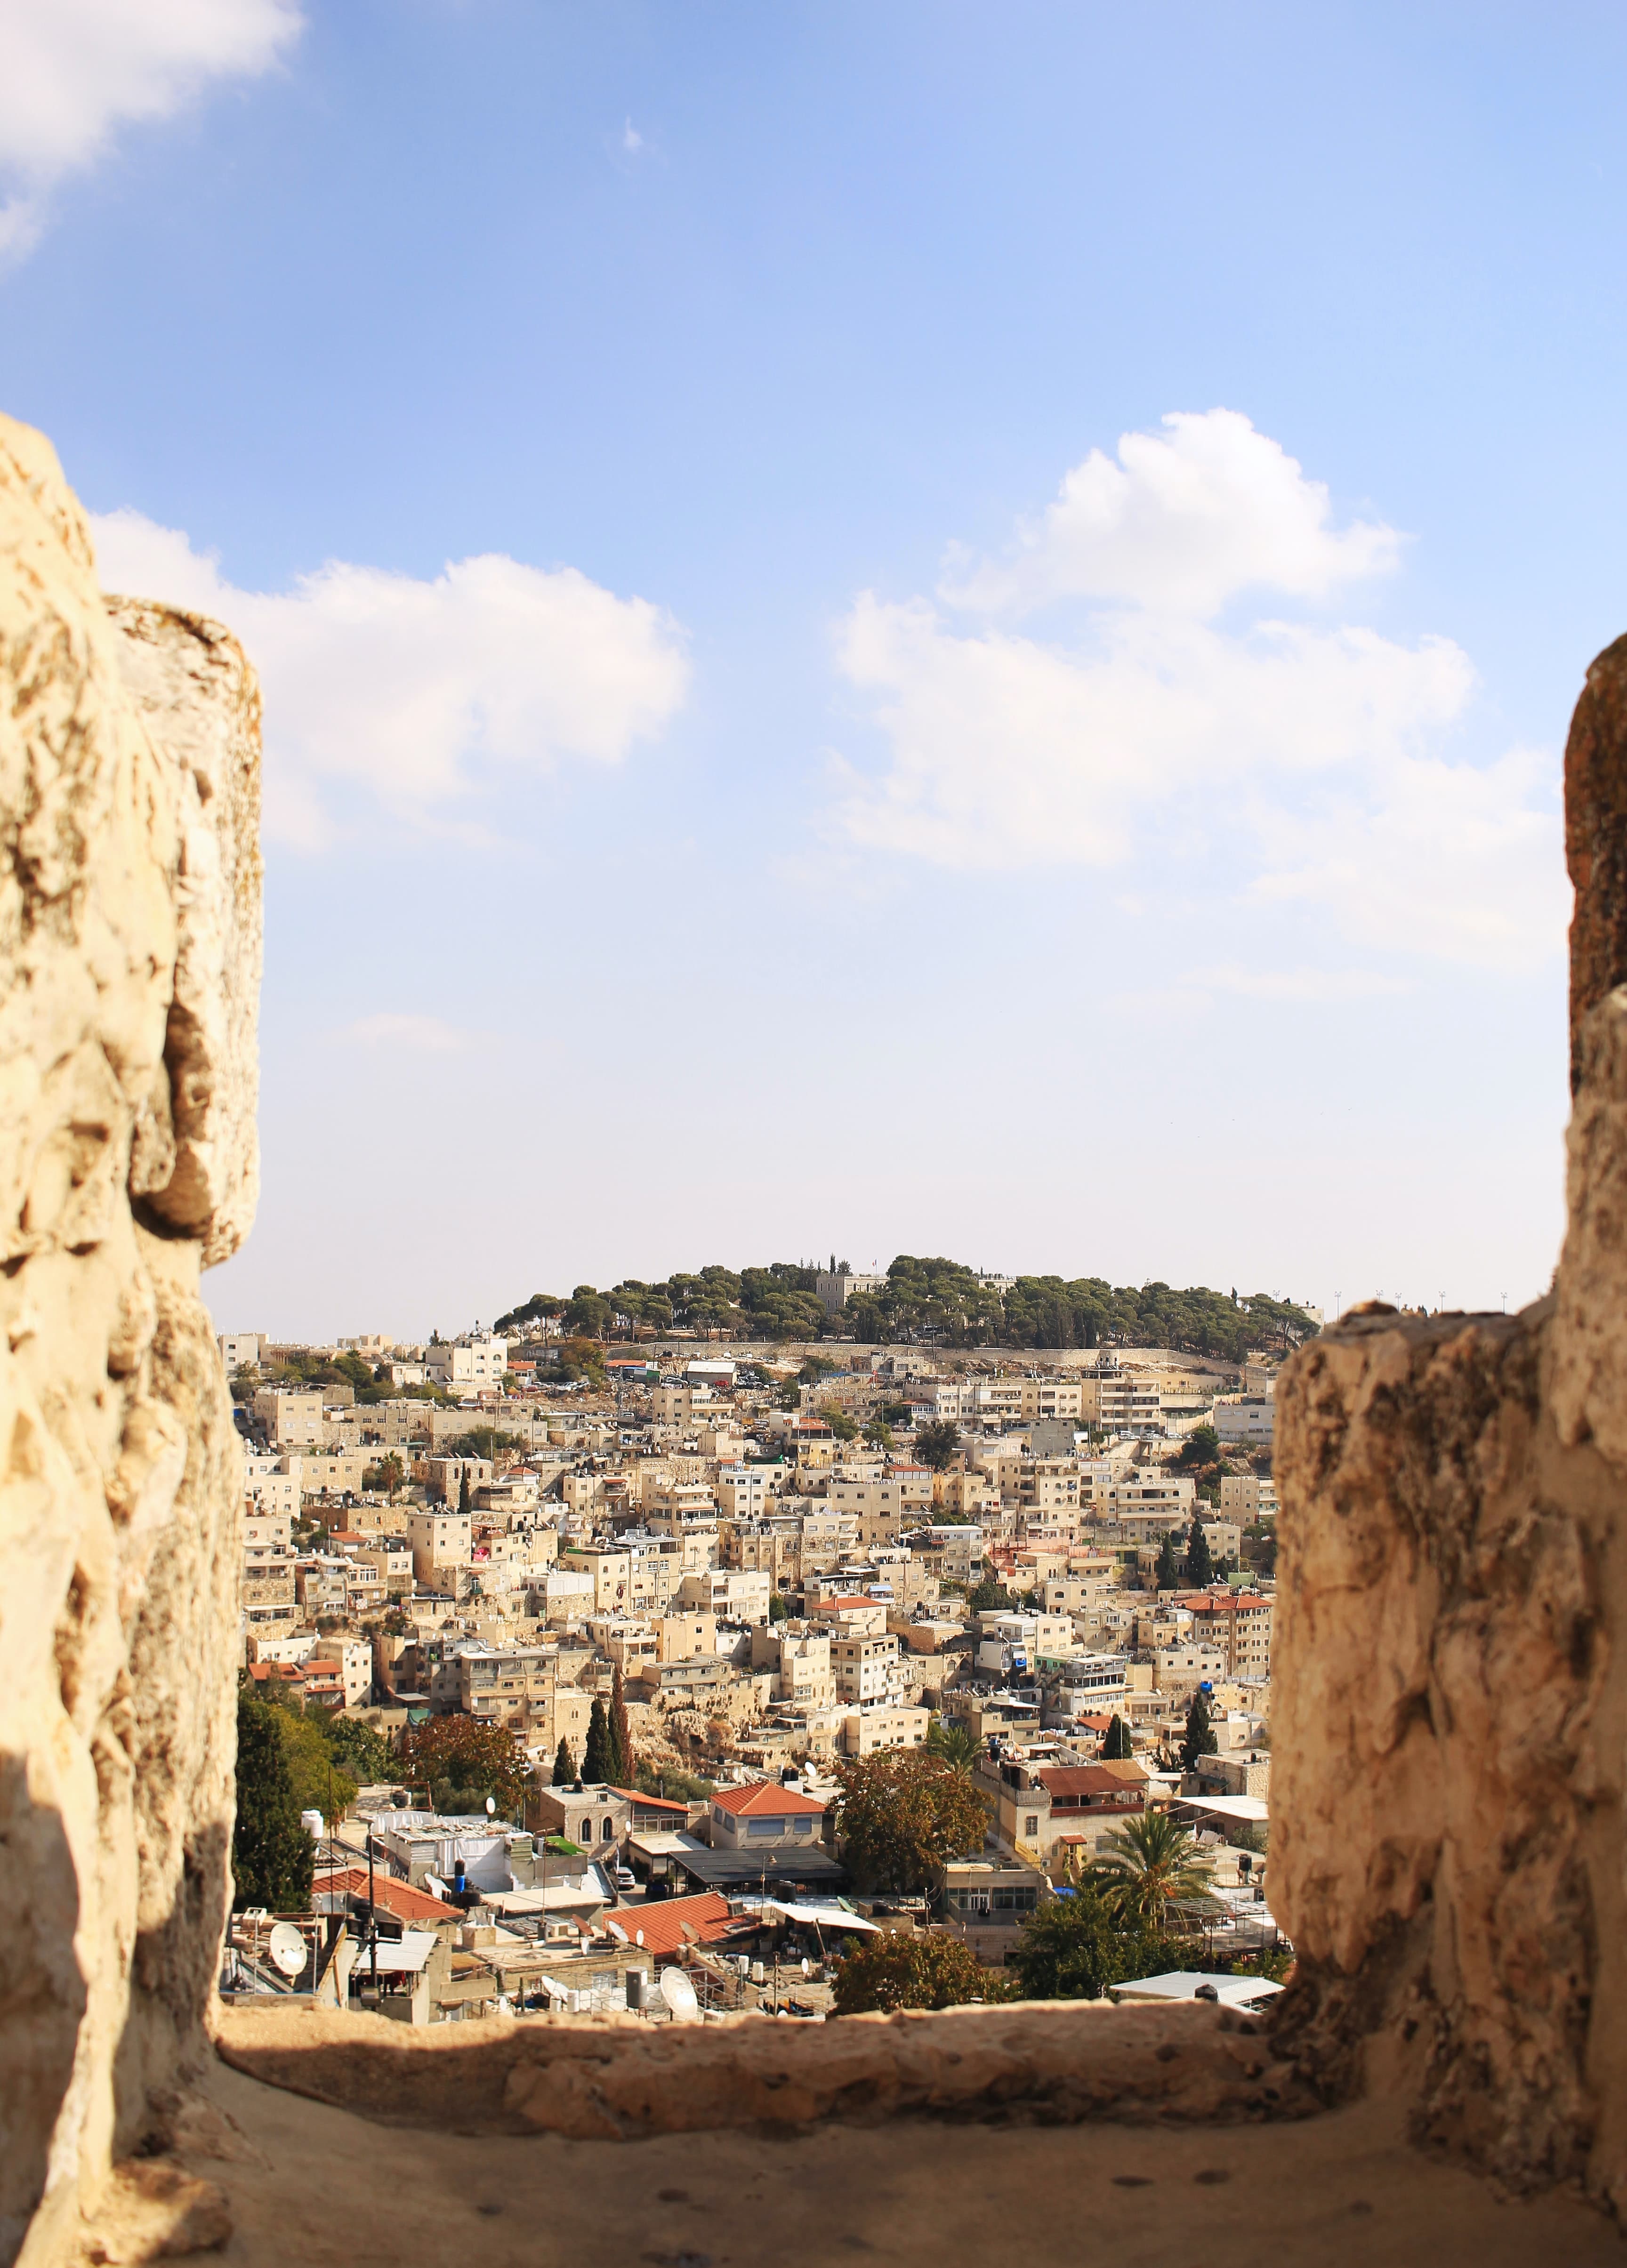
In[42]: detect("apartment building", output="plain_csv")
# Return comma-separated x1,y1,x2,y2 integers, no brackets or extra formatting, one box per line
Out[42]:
750,1623,835,1708
425,1333,509,1390
676,1568,772,1624
830,1630,907,1707
251,1387,323,1447
1014,1458,1082,1516
1213,1395,1275,1444
1219,1472,1280,1520
1078,1369,1162,1433
407,1509,473,1587
840,1703,930,1755
561,1544,632,1613
716,1464,783,1521
1185,1588,1274,1677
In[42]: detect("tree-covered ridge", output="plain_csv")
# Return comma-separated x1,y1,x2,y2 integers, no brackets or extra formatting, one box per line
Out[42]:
497,1255,1318,1359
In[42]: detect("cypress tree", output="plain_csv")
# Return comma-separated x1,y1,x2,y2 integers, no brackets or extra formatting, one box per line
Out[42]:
551,1737,576,1785
233,1687,314,1911
1155,1532,1180,1589
1101,1713,1132,1761
1183,1516,1215,1588
1180,1690,1219,1773
609,1665,634,1786
582,1697,613,1784
458,1467,471,1517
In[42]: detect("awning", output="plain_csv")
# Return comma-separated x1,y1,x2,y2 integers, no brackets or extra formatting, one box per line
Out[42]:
1172,1793,1269,1823
759,1901,881,1935
670,1848,848,1890
1110,1970,1282,2010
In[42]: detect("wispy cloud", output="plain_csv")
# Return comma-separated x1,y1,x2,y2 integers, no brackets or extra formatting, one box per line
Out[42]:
827,409,1566,973
622,118,643,153
92,511,691,851
337,1014,476,1053
0,0,301,258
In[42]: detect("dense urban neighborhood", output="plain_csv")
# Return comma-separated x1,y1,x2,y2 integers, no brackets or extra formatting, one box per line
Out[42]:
226,1261,1305,2026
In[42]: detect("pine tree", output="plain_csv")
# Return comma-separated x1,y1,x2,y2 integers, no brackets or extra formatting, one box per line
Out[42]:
1180,1690,1219,1773
609,1665,634,1787
1101,1713,1132,1761
582,1697,613,1784
458,1467,471,1517
1183,1516,1215,1588
233,1687,314,1911
1155,1532,1180,1589
552,1737,576,1785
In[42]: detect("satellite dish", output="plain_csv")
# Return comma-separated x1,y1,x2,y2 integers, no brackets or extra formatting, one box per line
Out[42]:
486,1796,497,1816
635,1928,644,1946
659,1966,700,2021
268,1922,306,1978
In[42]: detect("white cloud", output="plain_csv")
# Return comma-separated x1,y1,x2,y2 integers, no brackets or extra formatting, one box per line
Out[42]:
622,118,644,153
92,510,691,849
830,410,1565,972
338,1014,473,1052
1179,965,1411,1002
941,409,1399,618
0,0,301,257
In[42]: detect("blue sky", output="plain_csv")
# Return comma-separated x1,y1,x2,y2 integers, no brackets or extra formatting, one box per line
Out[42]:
4,1,1623,1338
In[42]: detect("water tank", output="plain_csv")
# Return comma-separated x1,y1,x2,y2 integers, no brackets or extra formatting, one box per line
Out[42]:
625,1970,645,2009
300,1809,323,1838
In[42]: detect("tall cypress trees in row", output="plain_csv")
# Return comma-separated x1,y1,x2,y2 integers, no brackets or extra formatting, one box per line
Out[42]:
580,1668,638,1786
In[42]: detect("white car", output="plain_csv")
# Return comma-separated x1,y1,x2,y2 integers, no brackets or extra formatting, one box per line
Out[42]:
613,1866,637,1890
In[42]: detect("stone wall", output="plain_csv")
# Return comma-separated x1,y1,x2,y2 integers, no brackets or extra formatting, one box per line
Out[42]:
1271,632,1627,2218
0,415,260,2266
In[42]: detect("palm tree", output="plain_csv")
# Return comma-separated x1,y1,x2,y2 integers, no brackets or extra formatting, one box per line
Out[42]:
1087,1809,1215,1929
925,1716,981,1773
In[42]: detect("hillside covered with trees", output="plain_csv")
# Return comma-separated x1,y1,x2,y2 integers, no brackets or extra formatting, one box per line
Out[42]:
497,1256,1317,1361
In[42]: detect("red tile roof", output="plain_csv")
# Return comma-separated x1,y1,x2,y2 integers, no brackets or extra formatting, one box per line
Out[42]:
710,1782,828,1818
609,1785,688,1814
1039,1765,1139,1800
314,1867,462,1924
612,1891,735,1960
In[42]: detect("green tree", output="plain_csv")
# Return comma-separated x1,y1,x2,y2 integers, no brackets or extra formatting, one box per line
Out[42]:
582,1697,614,1784
552,1737,577,1785
821,1405,860,1441
1088,1809,1214,1929
832,1931,991,2014
1182,1517,1215,1588
320,1710,394,1785
769,1593,789,1623
448,1428,526,1460
457,1468,472,1516
1180,1689,1219,1772
609,1665,634,1786
915,1420,961,1472
1231,1944,1293,1983
925,1716,981,1772
1176,1423,1221,1470
832,1751,989,1893
233,1688,314,1911
967,1576,1018,1616
1155,1532,1181,1589
362,1452,404,1497
399,1717,529,1815
862,1418,895,1451
1006,1887,1184,2001
1100,1713,1133,1761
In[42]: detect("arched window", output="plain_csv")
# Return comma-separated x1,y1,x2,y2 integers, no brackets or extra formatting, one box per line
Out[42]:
601,1818,613,1840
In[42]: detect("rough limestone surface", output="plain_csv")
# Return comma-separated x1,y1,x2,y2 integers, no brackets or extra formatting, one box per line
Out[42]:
213,1996,1318,2140
1270,638,1627,2218
1566,632,1627,1094
0,414,260,2268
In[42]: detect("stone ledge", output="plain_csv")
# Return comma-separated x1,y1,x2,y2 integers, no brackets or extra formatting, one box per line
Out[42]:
212,1997,1316,2142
